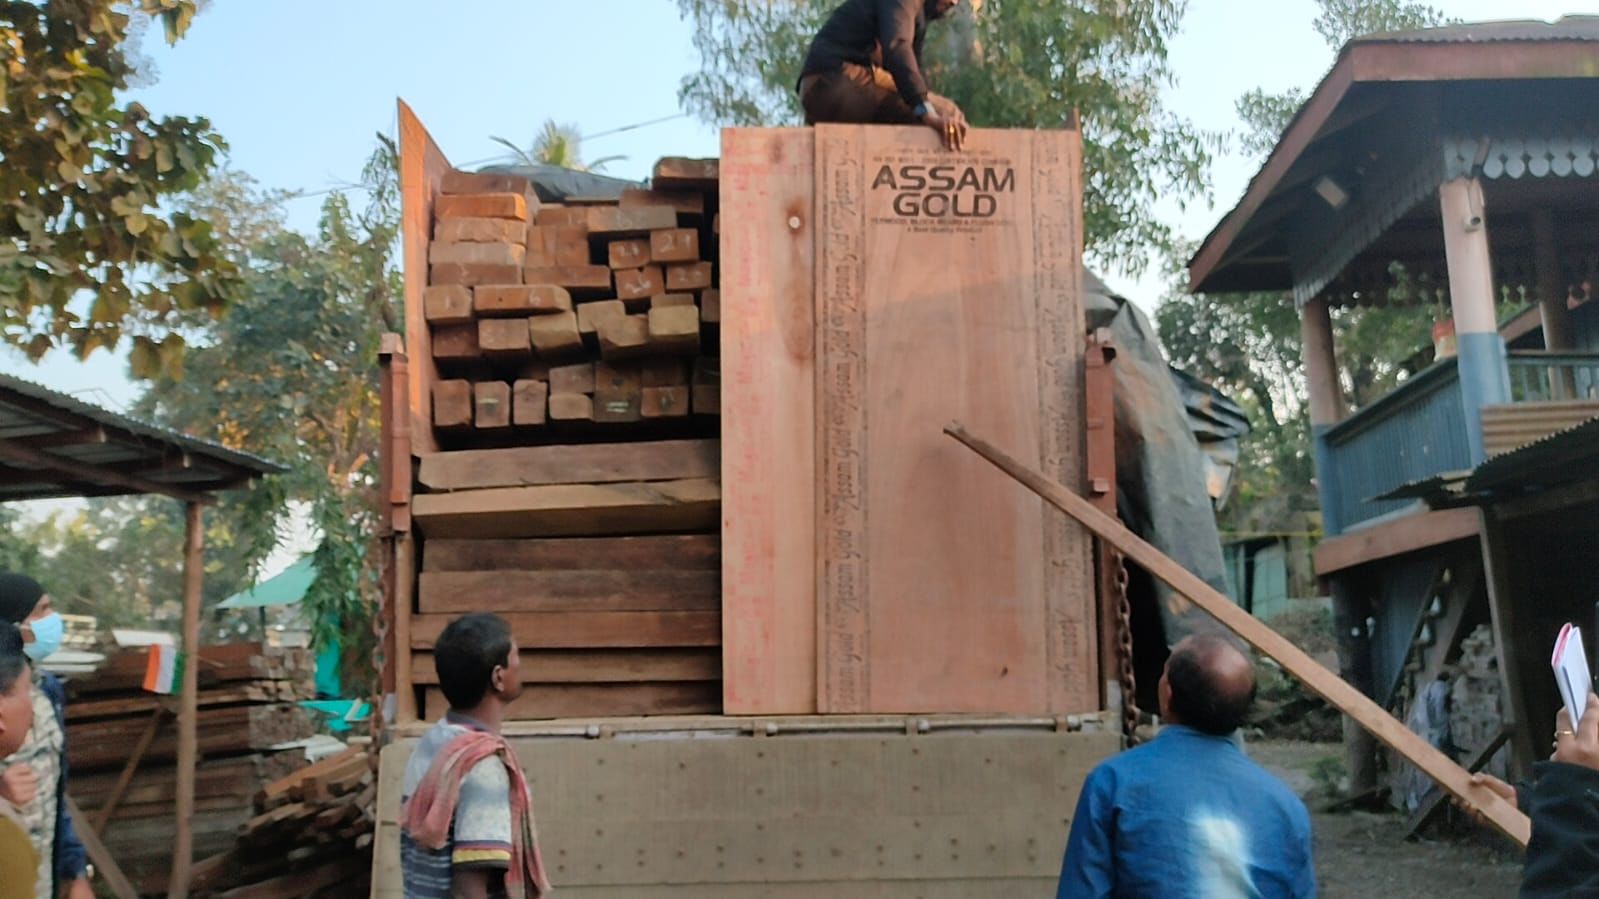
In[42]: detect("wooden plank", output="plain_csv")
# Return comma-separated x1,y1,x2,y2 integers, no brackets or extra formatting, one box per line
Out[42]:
67,797,139,899
814,126,1090,716
720,128,816,714
440,170,535,198
534,206,587,226
651,293,696,310
945,422,1532,847
641,357,687,388
428,240,524,267
412,478,720,538
642,386,690,418
692,357,720,417
700,288,720,324
410,611,721,649
648,306,700,355
549,394,594,421
548,362,595,396
434,216,526,245
653,157,720,191
423,435,710,490
396,532,417,723
620,188,706,216
422,285,472,325
434,192,528,221
429,323,478,363
512,379,548,426
429,262,522,286
523,265,612,295
664,261,712,292
1313,507,1481,575
474,284,571,316
528,310,583,359
411,648,722,684
616,265,665,303
526,224,590,269
587,205,677,235
423,535,720,572
473,382,511,429
577,299,626,336
598,314,650,360
477,319,531,358
593,362,643,424
423,682,719,720
608,238,650,270
1403,727,1512,838
417,569,719,613
398,99,449,454
90,709,166,834
650,228,700,263
431,381,471,430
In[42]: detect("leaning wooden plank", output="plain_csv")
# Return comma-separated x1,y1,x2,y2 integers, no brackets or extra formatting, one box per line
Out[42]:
411,478,720,539
944,422,1532,848
653,157,720,191
410,648,722,684
418,570,719,613
424,682,720,720
719,128,815,714
418,439,718,491
423,534,720,572
410,611,722,649
66,797,139,899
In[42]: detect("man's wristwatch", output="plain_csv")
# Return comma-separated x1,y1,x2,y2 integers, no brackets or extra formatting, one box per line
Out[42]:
914,102,931,119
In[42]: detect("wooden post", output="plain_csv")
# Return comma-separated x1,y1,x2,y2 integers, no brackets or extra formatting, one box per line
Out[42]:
944,422,1531,847
1439,177,1510,464
1480,507,1537,777
1083,331,1120,711
1532,209,1576,400
168,501,204,898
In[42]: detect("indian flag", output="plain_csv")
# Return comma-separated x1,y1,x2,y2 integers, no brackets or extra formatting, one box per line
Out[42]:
142,644,184,695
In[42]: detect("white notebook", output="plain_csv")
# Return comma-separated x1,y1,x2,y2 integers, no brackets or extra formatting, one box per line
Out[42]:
1553,622,1593,727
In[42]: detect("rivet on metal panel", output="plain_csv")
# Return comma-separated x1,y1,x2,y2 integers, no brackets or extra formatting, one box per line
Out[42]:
788,216,802,230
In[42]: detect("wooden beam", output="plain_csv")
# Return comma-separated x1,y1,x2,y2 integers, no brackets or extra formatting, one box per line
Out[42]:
0,438,214,505
66,796,138,899
168,501,205,898
1313,507,1480,575
1480,508,1538,778
1403,726,1512,839
417,439,717,492
411,478,720,539
945,422,1530,847
13,427,108,449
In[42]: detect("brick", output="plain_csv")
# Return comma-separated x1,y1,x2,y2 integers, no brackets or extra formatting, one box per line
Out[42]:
650,229,700,264
526,225,590,269
548,393,593,421
478,318,532,357
535,206,589,226
430,324,479,362
597,314,649,360
434,217,527,244
642,386,690,418
430,263,521,287
665,261,713,292
528,311,583,358
614,266,664,303
474,285,572,317
620,188,705,217
523,265,612,294
441,170,534,196
700,288,720,324
576,299,627,336
474,381,512,429
432,380,472,429
641,357,687,388
434,192,528,221
607,239,650,270
651,293,695,310
648,305,701,355
548,362,596,396
512,379,548,427
423,285,473,325
586,205,676,235
429,241,525,267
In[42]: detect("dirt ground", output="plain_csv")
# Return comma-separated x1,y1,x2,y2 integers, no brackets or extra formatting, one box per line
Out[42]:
1252,740,1522,898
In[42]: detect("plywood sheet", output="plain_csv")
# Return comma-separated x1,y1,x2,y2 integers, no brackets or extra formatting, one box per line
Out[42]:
814,125,1092,714
720,128,818,714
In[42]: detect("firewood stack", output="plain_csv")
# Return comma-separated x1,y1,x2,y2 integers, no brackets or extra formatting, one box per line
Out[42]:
188,747,375,898
409,158,724,721
425,158,721,439
64,643,319,895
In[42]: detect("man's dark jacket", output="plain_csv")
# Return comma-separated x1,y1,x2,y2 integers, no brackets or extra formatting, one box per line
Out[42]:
799,0,931,109
1522,761,1599,897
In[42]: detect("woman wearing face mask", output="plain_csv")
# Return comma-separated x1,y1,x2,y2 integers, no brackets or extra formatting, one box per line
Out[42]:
0,574,90,899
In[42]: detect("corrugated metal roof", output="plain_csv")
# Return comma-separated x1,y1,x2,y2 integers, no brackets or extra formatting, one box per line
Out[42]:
0,370,282,502
1357,16,1599,45
1467,412,1599,494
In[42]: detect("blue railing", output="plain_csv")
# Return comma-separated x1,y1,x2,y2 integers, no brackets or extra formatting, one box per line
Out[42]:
1323,359,1474,530
1506,351,1599,402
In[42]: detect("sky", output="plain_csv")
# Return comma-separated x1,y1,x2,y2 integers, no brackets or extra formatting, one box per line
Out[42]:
1,0,1590,455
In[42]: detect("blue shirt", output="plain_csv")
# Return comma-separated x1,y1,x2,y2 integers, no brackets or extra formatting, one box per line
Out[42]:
1057,725,1316,899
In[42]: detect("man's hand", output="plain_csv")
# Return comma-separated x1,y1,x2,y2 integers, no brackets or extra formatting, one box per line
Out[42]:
1554,692,1599,770
1469,772,1517,810
63,876,93,899
921,97,967,151
0,764,38,806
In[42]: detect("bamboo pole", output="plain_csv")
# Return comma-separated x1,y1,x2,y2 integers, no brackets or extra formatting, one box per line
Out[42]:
168,501,205,897
944,422,1531,848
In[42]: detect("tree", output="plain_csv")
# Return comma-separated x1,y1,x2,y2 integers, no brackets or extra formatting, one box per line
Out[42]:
135,142,401,691
1156,0,1456,533
675,0,1217,276
0,0,242,370
492,119,625,173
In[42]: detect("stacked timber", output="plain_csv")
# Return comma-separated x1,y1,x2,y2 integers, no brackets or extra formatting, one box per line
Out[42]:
425,159,720,442
408,158,725,720
64,643,318,895
188,747,375,898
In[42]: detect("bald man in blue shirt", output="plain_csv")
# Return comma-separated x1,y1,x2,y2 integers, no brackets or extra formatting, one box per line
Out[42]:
1058,634,1317,898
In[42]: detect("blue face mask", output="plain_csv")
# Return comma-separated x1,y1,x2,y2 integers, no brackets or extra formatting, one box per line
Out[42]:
24,612,63,662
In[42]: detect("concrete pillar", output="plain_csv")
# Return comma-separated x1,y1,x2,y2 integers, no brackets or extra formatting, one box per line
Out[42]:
1301,297,1346,536
1439,177,1510,464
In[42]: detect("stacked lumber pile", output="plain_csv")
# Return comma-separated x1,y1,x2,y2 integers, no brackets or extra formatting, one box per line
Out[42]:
64,643,318,895
425,158,720,441
189,747,374,898
409,158,724,720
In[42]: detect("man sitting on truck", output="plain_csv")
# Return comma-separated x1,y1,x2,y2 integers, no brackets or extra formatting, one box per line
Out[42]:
797,0,970,150
400,613,552,898
1057,634,1316,899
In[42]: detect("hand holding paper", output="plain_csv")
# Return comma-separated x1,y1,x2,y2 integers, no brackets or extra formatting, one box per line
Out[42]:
1552,623,1593,730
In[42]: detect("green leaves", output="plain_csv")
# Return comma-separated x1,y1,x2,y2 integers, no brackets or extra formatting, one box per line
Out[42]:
0,0,239,373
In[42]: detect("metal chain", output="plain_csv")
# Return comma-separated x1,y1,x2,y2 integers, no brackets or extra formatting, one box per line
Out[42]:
1112,548,1142,747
